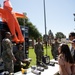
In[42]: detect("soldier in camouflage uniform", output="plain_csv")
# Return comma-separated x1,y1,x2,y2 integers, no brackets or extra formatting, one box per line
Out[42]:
51,38,60,60
2,32,16,74
34,38,44,65
14,44,30,70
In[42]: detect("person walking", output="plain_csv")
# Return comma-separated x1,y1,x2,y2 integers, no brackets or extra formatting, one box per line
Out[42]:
2,32,16,75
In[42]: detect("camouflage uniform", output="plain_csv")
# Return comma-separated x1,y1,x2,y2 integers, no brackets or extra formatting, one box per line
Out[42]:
51,42,60,60
34,42,44,65
15,50,24,63
2,38,15,73
14,48,30,69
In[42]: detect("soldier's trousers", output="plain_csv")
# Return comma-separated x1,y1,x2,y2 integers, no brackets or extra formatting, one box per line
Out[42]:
3,60,14,73
36,55,42,65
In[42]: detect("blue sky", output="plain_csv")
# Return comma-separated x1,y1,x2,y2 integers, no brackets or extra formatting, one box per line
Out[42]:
0,0,75,38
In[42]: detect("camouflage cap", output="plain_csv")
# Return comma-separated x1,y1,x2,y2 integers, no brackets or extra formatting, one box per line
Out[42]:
5,32,11,35
18,44,23,48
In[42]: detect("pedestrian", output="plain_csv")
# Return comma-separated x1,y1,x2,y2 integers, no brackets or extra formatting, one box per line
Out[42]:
51,37,60,60
69,32,75,56
2,32,16,75
71,39,75,62
71,39,75,74
34,37,44,66
69,32,75,41
58,43,74,75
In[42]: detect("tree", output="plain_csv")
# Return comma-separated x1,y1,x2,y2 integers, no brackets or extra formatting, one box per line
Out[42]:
55,32,66,40
17,18,42,40
17,18,24,25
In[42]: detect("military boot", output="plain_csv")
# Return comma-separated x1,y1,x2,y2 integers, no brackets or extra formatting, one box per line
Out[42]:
37,66,44,71
31,69,41,75
31,65,44,72
39,62,48,69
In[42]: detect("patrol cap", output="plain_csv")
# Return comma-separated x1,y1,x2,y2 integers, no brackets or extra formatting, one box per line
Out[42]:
18,44,23,48
5,32,11,35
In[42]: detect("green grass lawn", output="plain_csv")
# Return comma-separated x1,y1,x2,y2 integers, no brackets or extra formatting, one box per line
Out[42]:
29,46,53,66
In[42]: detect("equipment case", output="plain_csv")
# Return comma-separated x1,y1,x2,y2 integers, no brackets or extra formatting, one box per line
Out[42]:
42,55,50,65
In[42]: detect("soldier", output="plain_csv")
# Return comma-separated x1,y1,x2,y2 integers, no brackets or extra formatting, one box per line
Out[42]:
51,37,60,60
34,38,44,66
2,32,16,75
14,44,31,71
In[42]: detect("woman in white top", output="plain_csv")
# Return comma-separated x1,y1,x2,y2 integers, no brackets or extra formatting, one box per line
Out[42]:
58,44,74,75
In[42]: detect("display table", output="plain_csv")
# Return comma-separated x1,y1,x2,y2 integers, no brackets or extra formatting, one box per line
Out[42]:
14,59,59,75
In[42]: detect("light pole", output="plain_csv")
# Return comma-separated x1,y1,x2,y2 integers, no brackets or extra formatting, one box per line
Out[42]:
73,13,75,31
73,13,75,21
43,0,47,55
23,13,26,58
43,0,47,35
